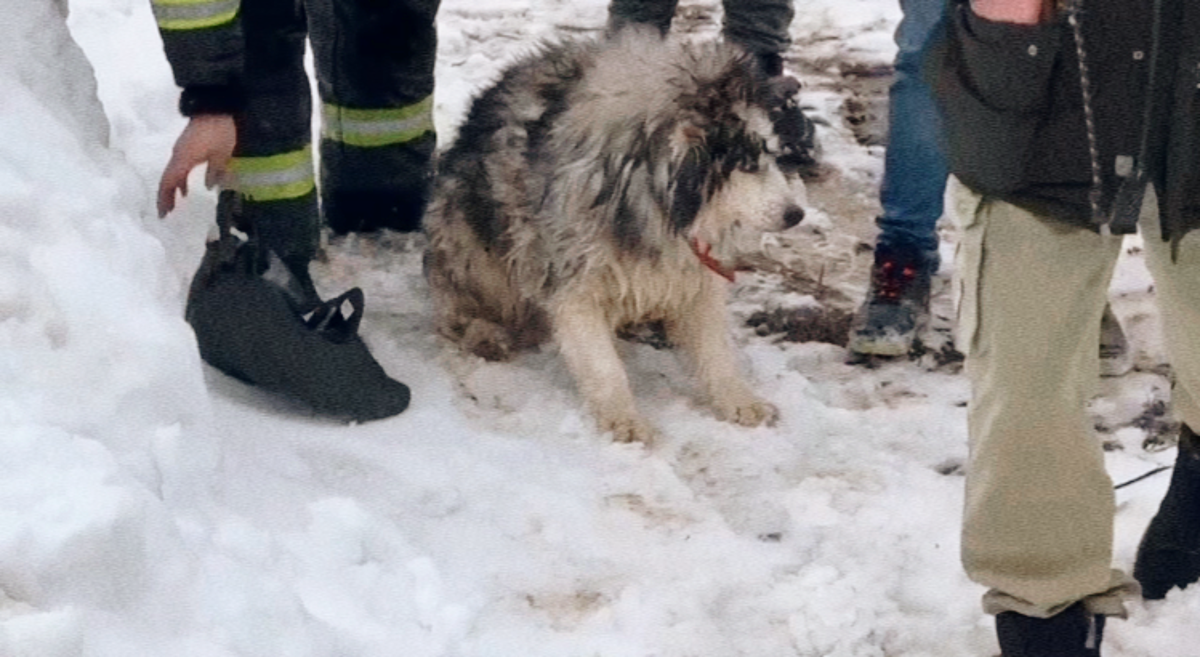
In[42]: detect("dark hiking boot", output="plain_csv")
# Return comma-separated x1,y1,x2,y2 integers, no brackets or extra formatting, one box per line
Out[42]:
757,53,819,176
1134,424,1200,599
324,189,428,235
1098,305,1132,377
847,243,934,358
186,234,410,422
995,604,1105,657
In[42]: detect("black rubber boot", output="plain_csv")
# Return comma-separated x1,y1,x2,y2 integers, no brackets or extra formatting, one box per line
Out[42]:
1134,424,1200,599
995,604,1105,657
321,133,436,235
324,188,428,234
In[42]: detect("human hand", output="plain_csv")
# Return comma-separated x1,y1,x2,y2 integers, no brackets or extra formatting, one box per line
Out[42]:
157,114,236,218
970,0,1054,24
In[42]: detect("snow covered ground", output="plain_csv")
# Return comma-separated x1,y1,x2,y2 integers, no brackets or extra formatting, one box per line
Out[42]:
3,0,1199,654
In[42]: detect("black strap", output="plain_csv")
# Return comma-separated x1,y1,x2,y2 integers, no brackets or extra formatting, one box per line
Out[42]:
1067,0,1162,234
304,287,365,343
1108,0,1164,234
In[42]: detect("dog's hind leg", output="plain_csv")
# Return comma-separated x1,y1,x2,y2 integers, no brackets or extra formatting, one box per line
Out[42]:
552,298,657,444
669,283,780,428
426,239,543,361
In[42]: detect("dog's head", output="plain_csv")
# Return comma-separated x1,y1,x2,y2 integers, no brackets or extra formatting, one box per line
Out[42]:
557,31,816,263
663,44,813,254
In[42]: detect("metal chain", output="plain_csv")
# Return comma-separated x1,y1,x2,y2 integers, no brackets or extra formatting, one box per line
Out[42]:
1063,0,1109,233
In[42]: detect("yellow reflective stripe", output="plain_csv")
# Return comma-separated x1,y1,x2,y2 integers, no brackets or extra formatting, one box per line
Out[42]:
322,96,435,148
227,149,315,202
152,0,239,30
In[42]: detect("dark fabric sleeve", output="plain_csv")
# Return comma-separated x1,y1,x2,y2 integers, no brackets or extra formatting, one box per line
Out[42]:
154,5,246,116
179,83,246,116
930,2,1062,194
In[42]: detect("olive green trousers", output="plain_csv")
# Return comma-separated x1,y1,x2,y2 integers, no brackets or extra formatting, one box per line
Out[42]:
950,179,1200,617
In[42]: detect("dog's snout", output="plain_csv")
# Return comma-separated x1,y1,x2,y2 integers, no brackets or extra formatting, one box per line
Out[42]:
783,207,805,229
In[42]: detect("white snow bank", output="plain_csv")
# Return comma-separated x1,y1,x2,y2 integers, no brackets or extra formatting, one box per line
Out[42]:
0,3,212,649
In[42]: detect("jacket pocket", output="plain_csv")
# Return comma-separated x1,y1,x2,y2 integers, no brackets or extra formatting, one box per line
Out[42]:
931,2,1056,196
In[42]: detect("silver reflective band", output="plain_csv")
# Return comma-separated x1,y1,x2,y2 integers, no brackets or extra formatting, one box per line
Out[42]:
322,98,435,148
228,152,315,202
152,0,239,30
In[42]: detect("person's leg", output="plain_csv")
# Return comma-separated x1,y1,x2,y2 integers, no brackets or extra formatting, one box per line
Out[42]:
716,0,817,174
186,0,410,420
847,0,946,357
720,0,793,64
877,0,947,258
307,0,440,234
229,0,320,305
852,1,1132,364
950,179,1134,637
1134,186,1200,599
608,0,678,36
1138,187,1200,462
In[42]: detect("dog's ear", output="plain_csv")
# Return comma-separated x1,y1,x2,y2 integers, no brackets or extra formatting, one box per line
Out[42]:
669,124,708,233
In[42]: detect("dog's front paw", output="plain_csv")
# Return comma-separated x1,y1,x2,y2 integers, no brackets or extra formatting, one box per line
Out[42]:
598,414,659,445
461,319,514,362
714,397,780,428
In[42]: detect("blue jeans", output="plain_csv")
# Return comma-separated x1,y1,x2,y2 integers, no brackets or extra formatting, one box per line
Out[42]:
877,0,948,261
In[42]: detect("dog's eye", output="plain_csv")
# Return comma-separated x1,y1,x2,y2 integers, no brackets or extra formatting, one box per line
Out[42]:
739,158,759,173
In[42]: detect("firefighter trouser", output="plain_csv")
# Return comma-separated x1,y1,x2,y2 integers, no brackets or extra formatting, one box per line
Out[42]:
230,0,438,256
949,177,1200,618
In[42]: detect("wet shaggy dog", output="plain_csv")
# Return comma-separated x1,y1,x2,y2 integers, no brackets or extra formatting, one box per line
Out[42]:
424,28,809,443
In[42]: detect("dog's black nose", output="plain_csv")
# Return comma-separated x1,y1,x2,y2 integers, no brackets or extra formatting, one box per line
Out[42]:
783,207,805,228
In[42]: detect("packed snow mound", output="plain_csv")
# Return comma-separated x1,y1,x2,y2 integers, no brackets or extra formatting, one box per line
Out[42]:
3,0,109,149
0,5,211,650
0,0,207,454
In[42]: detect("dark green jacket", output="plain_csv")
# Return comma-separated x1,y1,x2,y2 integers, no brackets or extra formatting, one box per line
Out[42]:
933,0,1200,248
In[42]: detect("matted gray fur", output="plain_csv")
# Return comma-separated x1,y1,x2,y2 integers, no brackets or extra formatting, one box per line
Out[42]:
424,27,808,443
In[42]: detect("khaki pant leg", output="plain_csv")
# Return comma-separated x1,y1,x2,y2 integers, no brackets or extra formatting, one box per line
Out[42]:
950,178,1132,617
1140,188,1200,431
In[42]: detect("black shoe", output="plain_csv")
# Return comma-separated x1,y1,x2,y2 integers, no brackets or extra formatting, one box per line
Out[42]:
186,232,410,422
757,53,819,176
995,604,1105,657
1134,424,1200,599
768,78,819,175
1098,305,1132,377
324,189,428,235
847,243,935,357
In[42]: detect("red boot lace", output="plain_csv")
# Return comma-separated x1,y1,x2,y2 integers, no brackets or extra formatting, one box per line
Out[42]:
873,259,918,304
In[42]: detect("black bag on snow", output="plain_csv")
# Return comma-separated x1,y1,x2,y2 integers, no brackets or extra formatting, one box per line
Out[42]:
185,194,410,422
